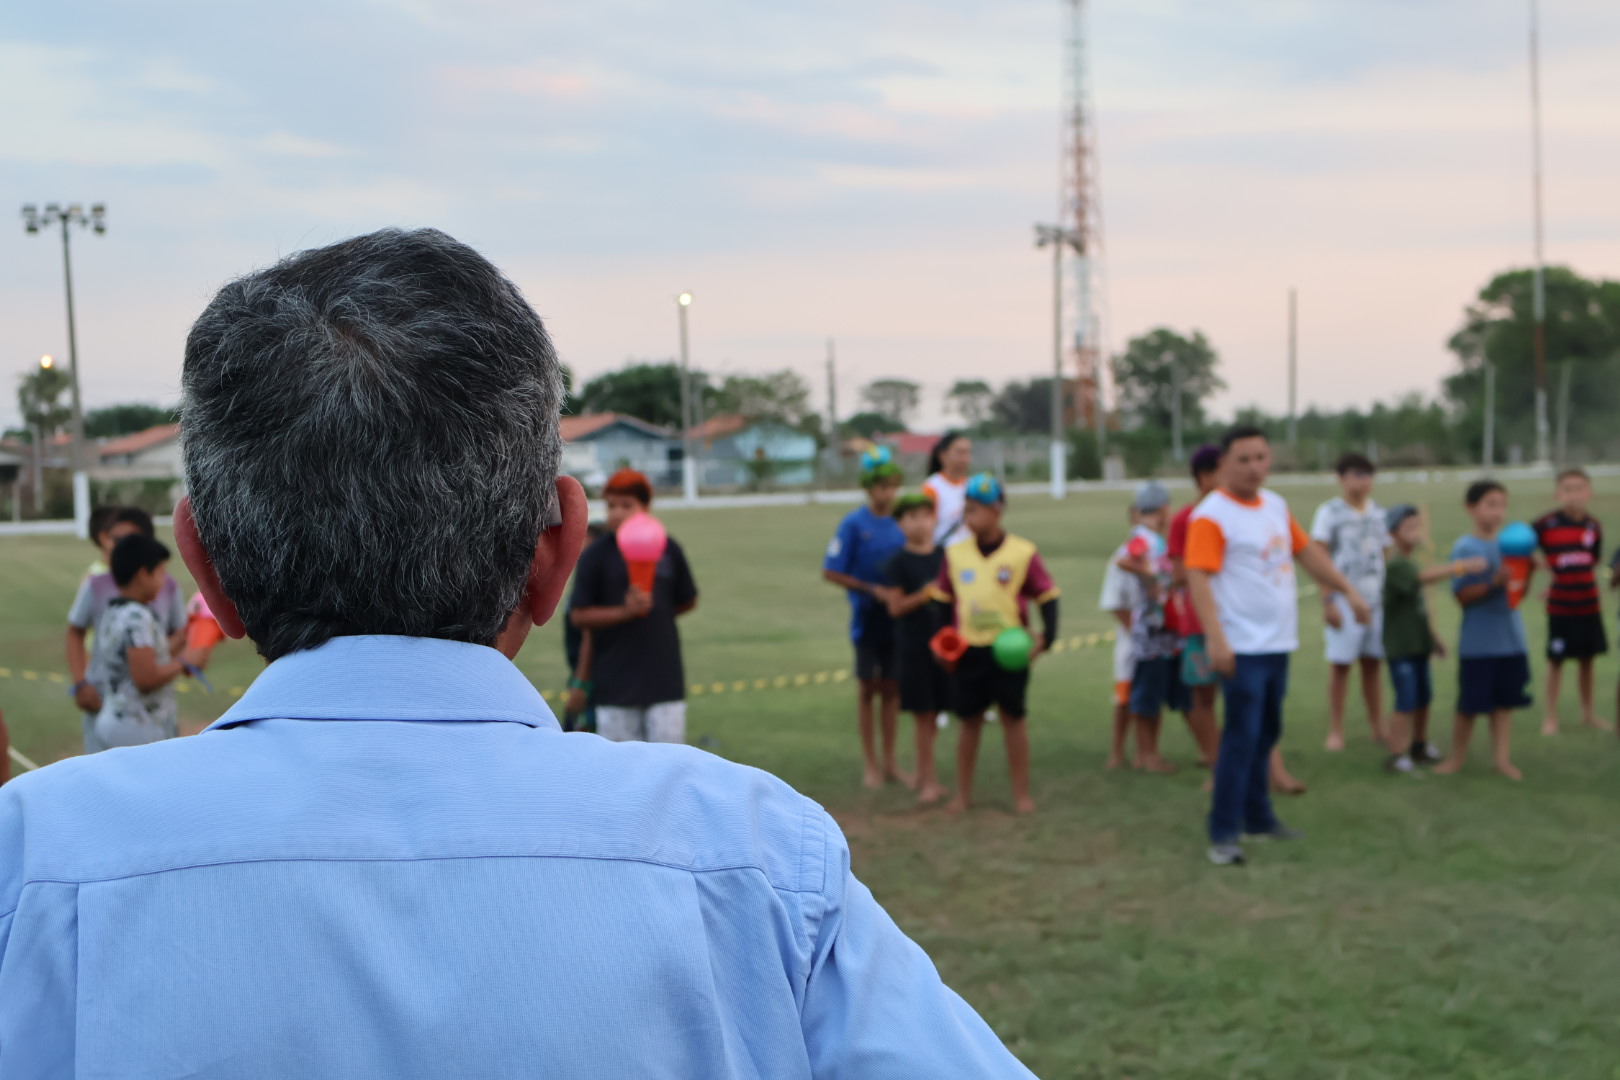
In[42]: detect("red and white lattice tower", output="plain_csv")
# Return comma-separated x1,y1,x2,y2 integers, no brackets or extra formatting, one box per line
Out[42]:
1059,0,1105,434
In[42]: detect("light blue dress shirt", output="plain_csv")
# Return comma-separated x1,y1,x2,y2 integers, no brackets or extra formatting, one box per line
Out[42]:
0,635,1034,1079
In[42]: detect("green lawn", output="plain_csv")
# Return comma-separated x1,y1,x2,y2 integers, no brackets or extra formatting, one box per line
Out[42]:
5,478,1620,1078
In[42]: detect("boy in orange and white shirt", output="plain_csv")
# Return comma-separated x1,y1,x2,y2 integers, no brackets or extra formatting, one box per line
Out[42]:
1185,426,1369,866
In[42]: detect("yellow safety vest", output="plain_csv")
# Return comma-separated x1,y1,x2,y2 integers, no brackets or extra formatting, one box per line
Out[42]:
941,533,1041,647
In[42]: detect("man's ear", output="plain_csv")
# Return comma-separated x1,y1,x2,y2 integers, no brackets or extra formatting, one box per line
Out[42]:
523,475,589,627
172,496,248,640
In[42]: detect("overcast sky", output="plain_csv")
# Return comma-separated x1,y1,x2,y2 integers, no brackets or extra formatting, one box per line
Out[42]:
3,0,1616,432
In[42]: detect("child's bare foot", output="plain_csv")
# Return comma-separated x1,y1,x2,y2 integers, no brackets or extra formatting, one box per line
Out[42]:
1323,731,1345,752
1581,713,1607,731
1105,753,1124,771
1432,758,1462,775
1141,756,1178,775
1013,795,1037,814
1271,772,1307,795
1541,716,1559,736
944,795,969,815
862,765,883,789
916,782,950,805
1494,761,1523,781
886,767,916,788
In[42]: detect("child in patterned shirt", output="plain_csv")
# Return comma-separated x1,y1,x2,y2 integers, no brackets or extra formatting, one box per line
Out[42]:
88,535,205,750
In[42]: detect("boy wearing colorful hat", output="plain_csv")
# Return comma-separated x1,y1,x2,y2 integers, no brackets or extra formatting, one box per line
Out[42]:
931,474,1060,813
823,447,908,788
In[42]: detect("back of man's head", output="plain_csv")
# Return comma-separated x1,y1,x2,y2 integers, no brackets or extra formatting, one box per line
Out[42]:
181,228,563,660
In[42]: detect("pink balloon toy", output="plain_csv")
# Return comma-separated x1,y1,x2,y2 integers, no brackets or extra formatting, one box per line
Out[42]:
617,512,668,596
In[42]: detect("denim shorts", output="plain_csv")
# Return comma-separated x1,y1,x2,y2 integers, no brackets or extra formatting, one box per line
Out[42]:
1386,655,1432,714
1129,655,1188,718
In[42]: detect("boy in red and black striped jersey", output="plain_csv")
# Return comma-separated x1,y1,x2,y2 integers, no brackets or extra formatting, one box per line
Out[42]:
1533,468,1608,734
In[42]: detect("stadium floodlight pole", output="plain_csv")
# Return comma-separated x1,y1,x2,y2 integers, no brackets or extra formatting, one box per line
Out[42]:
1528,0,1550,467
21,201,104,537
676,292,698,501
1034,223,1084,499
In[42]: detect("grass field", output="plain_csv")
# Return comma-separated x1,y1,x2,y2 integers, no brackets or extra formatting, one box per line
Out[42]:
5,477,1620,1077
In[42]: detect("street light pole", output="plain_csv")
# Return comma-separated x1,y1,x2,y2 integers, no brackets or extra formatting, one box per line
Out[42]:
676,292,697,502
1035,223,1083,500
21,202,105,537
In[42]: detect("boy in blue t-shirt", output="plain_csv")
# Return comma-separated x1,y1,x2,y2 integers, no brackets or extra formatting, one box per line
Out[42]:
822,448,907,788
1436,480,1529,780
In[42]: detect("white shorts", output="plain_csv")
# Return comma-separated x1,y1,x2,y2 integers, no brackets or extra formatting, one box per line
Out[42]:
595,701,687,744
1324,594,1384,665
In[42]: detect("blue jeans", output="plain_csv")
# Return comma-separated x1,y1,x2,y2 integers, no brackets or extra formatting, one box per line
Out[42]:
1208,653,1289,844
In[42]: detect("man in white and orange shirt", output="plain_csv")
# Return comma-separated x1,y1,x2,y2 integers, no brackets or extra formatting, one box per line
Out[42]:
1186,426,1370,866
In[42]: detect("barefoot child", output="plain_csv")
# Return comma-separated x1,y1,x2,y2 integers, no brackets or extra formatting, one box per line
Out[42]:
821,448,907,787
1381,505,1486,771
1435,480,1530,780
1099,507,1144,769
1311,452,1390,752
884,493,951,804
1117,481,1182,773
933,474,1059,813
1533,468,1607,733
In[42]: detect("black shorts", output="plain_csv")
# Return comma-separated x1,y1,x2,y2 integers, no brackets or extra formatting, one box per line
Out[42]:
894,641,949,714
1547,613,1608,661
951,645,1029,719
854,635,895,681
1457,654,1533,716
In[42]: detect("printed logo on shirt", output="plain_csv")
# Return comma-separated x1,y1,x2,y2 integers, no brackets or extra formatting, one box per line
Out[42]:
826,537,842,557
960,569,976,584
997,566,1012,585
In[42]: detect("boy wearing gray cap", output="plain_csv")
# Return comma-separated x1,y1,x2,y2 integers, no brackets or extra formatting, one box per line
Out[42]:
1115,481,1182,772
1382,504,1487,770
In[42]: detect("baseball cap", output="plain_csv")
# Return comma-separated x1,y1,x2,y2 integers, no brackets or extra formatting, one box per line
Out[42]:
859,444,902,487
1386,504,1420,532
963,472,1005,506
1133,481,1171,513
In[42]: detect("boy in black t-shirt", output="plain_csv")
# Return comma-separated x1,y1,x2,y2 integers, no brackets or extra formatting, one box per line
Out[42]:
883,493,951,804
570,470,699,743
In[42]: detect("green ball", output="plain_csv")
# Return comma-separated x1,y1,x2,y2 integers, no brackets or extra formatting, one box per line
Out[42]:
992,627,1034,672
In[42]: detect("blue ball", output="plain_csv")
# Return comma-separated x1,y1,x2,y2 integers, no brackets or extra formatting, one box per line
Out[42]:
1498,521,1537,557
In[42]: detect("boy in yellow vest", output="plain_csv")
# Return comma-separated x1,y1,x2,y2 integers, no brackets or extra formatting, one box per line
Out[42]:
932,474,1060,813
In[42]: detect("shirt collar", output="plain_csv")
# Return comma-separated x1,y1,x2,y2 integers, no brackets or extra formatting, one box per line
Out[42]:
205,635,559,732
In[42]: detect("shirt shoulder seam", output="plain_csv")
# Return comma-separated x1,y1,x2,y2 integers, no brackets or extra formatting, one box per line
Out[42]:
6,852,826,897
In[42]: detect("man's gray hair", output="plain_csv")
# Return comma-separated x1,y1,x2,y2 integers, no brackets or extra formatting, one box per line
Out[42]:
181,228,562,660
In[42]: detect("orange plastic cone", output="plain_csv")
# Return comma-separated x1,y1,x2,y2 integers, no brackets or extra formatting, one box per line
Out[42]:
627,560,658,596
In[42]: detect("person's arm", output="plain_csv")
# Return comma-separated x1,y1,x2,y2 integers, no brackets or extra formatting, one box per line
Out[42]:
1297,539,1371,624
571,594,652,629
799,810,1038,1078
125,646,191,694
1455,570,1510,608
1019,552,1061,654
1418,557,1486,585
566,630,594,716
1308,505,1343,626
1035,597,1058,655
1183,516,1232,674
671,540,699,617
1111,608,1133,631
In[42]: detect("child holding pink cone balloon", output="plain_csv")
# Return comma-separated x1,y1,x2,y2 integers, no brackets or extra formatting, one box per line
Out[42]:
569,469,699,743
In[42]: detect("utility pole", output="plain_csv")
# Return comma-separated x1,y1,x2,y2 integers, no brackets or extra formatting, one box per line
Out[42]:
1529,0,1551,466
825,338,838,487
1287,287,1298,446
1034,224,1080,499
1556,359,1571,464
1483,364,1497,469
1169,350,1183,463
677,292,697,501
21,202,104,536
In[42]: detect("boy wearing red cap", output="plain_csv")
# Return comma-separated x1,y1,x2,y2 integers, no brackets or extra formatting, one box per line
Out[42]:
570,469,699,743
